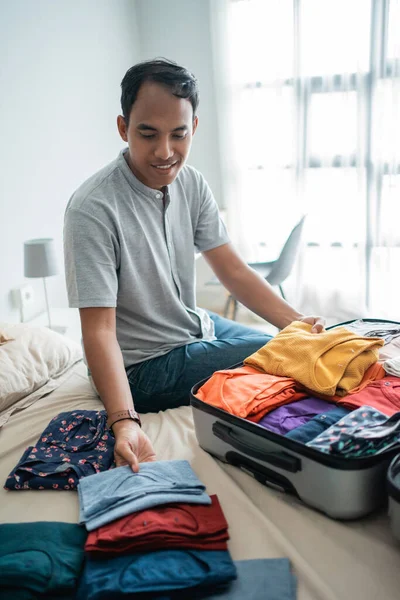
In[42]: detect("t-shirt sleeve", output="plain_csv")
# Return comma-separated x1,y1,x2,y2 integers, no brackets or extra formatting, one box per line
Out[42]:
63,207,119,308
193,175,230,253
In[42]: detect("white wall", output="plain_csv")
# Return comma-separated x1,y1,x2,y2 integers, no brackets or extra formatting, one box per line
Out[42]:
0,0,140,322
135,0,225,312
135,0,222,206
0,0,226,322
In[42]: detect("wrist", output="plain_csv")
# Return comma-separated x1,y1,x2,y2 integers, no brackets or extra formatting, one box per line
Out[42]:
279,311,303,329
106,408,141,430
111,419,141,435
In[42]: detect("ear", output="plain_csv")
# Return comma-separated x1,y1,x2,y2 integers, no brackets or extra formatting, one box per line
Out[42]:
192,116,199,136
117,115,128,142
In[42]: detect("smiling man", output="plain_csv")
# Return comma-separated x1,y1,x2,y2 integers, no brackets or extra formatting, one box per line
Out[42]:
64,59,325,471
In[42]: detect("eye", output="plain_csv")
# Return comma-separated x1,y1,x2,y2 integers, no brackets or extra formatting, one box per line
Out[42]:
173,134,187,140
140,133,156,139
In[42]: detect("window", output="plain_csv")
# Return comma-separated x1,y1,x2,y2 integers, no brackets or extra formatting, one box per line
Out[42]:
227,0,293,85
301,0,371,76
226,0,400,304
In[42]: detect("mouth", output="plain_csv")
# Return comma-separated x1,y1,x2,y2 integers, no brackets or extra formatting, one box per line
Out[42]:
151,161,179,174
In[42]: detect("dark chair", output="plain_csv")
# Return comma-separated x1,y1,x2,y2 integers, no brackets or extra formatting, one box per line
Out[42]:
224,215,307,320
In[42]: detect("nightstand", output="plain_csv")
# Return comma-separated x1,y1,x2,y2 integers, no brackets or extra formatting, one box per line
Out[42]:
27,308,82,344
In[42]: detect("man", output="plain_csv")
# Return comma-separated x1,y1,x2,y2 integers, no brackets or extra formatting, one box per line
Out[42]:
64,59,325,472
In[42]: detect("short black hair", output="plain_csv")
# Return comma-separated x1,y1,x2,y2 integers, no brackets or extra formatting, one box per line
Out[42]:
120,58,199,124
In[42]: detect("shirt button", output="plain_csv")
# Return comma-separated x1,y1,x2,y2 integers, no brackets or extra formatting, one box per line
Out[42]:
384,381,391,386
320,415,326,420
143,521,148,526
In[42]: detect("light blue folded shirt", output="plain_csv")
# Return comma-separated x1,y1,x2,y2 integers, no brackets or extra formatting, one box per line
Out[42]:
78,460,211,531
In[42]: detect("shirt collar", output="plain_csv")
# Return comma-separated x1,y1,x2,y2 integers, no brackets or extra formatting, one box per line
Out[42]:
117,148,168,201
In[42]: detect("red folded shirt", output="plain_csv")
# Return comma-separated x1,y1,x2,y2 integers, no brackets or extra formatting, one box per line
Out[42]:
85,494,229,555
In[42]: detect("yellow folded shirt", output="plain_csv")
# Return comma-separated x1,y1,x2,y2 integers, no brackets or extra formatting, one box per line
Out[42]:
244,321,384,396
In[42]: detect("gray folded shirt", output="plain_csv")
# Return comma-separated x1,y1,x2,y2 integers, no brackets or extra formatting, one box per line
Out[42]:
78,460,211,531
344,319,400,345
196,558,296,600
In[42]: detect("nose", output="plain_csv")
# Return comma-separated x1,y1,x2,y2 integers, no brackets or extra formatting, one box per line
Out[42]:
154,137,174,161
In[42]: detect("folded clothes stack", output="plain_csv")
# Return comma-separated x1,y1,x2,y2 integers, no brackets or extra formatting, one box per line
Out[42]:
196,320,400,458
76,459,297,599
3,414,297,599
77,459,236,599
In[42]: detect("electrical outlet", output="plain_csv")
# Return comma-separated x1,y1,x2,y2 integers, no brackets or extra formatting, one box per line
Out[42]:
20,285,35,306
11,285,36,322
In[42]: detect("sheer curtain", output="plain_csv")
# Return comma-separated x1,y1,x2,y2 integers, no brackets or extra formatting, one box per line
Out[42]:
369,0,400,318
210,0,400,322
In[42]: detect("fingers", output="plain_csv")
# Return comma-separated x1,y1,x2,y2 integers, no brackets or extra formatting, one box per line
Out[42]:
137,443,157,463
138,433,157,463
299,315,326,333
142,454,157,463
113,429,156,472
129,454,140,473
114,443,139,473
311,324,322,333
311,318,326,333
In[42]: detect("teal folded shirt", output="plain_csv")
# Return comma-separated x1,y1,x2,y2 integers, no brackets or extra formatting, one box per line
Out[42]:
0,522,87,599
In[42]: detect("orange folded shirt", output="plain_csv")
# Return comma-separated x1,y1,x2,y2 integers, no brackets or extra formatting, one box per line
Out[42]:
195,365,306,422
337,376,400,416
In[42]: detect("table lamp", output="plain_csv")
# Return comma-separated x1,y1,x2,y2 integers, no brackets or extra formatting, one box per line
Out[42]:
24,238,58,328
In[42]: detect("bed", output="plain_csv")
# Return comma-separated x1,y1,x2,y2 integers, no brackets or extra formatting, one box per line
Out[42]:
0,326,399,600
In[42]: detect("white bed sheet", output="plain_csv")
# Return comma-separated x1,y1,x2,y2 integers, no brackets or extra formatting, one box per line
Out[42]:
0,362,399,600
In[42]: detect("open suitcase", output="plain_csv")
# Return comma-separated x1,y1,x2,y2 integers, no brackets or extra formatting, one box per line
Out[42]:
190,319,400,520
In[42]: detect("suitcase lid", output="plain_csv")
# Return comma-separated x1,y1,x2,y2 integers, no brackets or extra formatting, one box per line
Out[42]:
327,318,400,330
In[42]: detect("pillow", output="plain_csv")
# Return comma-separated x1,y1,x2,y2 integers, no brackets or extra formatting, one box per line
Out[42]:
0,323,82,419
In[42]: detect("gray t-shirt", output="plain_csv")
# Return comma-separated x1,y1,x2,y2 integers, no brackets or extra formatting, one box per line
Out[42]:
64,149,230,368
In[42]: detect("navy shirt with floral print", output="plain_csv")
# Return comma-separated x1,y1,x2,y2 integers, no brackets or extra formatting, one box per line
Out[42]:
5,410,115,491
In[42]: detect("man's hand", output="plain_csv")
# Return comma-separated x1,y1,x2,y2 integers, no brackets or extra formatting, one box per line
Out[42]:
297,315,326,334
112,420,156,472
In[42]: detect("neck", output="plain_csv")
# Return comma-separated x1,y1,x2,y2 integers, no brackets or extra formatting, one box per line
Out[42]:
124,151,164,191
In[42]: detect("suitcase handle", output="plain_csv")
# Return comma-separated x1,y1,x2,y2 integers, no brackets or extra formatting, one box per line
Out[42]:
225,451,298,496
212,422,301,473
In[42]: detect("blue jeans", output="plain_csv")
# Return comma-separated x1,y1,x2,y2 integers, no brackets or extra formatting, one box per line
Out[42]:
126,312,272,413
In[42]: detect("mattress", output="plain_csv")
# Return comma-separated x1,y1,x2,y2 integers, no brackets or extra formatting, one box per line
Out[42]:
0,361,399,600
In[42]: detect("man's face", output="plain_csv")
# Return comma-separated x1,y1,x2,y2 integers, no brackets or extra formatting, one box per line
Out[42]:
117,81,198,190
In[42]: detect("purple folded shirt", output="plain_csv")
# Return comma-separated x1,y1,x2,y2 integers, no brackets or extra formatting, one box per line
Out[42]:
257,397,337,436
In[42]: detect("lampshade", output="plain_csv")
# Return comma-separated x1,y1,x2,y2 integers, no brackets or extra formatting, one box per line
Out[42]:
24,238,58,278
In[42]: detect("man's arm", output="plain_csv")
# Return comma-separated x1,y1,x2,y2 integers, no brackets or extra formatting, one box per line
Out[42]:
80,307,156,470
80,307,133,414
203,242,321,331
